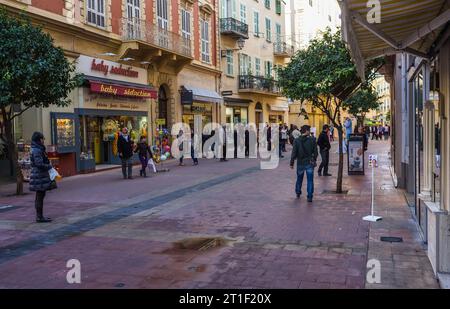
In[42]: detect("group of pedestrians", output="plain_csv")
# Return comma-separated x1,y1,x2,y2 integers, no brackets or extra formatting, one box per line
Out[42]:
370,124,390,141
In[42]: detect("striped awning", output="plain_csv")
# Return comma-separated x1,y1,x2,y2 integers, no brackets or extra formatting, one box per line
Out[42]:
340,0,450,79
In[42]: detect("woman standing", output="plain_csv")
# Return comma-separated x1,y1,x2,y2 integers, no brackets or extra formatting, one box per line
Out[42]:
29,132,54,223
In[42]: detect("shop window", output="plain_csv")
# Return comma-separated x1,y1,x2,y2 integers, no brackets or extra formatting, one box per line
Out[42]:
158,86,169,128
51,113,77,153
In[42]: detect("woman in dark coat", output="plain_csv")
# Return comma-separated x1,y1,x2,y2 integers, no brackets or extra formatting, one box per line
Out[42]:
29,132,54,223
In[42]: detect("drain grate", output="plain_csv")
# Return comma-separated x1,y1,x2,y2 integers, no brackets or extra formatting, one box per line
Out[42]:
173,237,225,251
380,236,403,243
322,190,349,195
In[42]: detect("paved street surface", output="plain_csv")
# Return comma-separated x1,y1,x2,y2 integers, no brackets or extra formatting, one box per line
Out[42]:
0,140,439,289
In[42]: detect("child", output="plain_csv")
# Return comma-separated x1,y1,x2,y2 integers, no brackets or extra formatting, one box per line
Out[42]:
135,136,154,177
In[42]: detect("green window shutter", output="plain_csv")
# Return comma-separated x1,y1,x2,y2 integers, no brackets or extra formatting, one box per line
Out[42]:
276,0,281,15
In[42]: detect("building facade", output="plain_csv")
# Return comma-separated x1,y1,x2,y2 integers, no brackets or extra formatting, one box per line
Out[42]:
371,73,391,124
219,0,290,129
285,0,341,131
340,0,450,285
0,0,221,176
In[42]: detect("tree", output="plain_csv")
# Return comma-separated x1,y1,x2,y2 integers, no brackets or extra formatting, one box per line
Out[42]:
277,28,381,193
0,10,81,194
344,85,380,127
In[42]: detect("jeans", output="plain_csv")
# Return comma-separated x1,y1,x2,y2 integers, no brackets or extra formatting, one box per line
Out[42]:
296,164,314,199
318,150,330,174
121,157,133,178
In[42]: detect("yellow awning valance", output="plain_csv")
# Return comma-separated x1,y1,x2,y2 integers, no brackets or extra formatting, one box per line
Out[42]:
339,0,450,78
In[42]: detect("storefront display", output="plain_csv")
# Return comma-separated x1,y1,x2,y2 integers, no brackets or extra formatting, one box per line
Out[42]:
226,106,248,127
348,135,365,175
17,141,31,181
182,103,213,130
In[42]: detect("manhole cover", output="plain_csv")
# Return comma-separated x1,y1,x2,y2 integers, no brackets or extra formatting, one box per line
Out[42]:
114,283,125,287
380,237,403,243
173,237,226,251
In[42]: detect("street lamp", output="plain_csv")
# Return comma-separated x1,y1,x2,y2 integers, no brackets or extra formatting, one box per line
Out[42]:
236,37,246,50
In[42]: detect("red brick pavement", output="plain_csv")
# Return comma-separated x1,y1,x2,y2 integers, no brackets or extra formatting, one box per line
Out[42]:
0,140,439,288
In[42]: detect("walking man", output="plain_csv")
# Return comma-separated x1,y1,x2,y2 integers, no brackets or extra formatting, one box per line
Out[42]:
290,125,318,202
117,127,134,179
317,125,332,177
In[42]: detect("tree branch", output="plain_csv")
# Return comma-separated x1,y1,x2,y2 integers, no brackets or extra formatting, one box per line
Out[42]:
9,105,33,121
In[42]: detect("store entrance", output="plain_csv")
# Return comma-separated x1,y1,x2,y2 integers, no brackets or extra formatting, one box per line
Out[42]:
80,115,148,168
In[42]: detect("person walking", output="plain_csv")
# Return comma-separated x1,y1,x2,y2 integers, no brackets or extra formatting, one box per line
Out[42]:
29,132,55,223
117,127,134,179
191,129,199,166
377,124,384,141
220,125,228,162
290,125,318,202
317,125,332,177
135,136,153,177
281,124,288,152
329,125,335,142
177,129,185,166
344,117,353,141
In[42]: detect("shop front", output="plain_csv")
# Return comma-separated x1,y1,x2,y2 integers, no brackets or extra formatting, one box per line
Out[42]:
180,85,222,130
49,55,157,175
268,102,289,125
224,98,252,129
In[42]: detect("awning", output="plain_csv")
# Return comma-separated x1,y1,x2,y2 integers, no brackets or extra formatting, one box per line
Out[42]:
224,97,253,107
340,0,450,79
84,75,157,99
182,85,223,104
270,102,289,112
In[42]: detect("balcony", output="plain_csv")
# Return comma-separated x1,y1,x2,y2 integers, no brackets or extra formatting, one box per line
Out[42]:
118,18,192,70
273,41,295,58
220,18,249,39
238,75,281,96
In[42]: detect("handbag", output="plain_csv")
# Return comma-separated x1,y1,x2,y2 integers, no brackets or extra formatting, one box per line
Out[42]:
300,138,317,167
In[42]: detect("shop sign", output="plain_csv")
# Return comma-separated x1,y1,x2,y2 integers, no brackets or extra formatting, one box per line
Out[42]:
221,90,233,96
180,88,193,105
76,55,148,85
191,105,206,113
90,82,157,99
82,89,149,112
156,118,166,125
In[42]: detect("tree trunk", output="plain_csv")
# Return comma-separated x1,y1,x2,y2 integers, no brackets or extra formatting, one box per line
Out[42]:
336,127,344,193
1,108,24,195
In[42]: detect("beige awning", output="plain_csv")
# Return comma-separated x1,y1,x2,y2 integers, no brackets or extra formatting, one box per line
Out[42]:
340,0,450,79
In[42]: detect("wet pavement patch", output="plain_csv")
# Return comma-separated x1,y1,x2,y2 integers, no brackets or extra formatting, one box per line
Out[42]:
0,205,20,213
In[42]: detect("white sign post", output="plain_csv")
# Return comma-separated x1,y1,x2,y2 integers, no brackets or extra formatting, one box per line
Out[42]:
363,155,383,222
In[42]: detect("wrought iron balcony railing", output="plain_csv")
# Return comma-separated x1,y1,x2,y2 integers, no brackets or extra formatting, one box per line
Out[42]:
273,41,295,57
121,18,192,57
220,17,249,39
238,75,280,95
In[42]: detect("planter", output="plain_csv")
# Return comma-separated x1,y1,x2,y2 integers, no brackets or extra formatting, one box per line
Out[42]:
79,158,96,173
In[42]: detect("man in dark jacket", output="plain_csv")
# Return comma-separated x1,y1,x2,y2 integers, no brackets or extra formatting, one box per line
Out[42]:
317,124,332,177
290,125,318,202
117,127,134,179
30,132,54,223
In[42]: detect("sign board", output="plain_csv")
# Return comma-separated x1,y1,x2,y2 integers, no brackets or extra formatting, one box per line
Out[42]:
90,81,156,99
369,155,378,168
155,118,166,126
221,90,233,96
76,55,148,85
348,134,365,175
180,89,193,105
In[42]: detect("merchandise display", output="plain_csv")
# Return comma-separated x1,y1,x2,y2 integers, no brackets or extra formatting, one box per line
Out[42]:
17,141,31,182
55,118,75,147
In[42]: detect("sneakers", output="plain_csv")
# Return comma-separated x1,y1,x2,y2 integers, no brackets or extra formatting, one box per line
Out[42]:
296,193,301,199
307,198,313,203
36,217,52,223
324,173,332,177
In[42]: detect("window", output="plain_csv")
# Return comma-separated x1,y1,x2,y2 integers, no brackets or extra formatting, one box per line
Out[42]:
255,58,261,76
181,8,191,40
126,0,141,38
239,54,250,75
253,11,259,37
265,18,271,42
157,0,169,29
265,61,272,78
201,19,210,63
265,0,270,9
226,50,233,76
275,23,281,42
309,0,313,7
275,0,281,15
240,4,246,24
87,0,106,28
